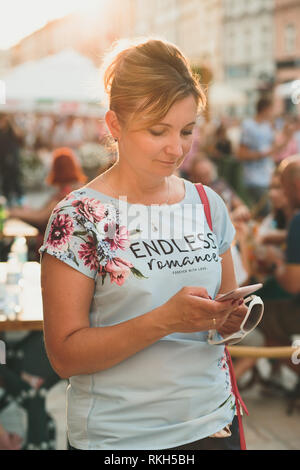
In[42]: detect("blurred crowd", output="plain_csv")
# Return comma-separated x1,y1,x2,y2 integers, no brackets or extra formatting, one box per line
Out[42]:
1,97,300,448
0,112,114,207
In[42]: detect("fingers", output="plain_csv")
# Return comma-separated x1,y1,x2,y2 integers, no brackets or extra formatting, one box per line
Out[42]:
190,297,238,329
192,296,238,314
184,286,210,299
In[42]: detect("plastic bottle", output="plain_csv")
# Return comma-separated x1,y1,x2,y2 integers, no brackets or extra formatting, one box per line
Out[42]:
5,252,23,319
10,236,28,264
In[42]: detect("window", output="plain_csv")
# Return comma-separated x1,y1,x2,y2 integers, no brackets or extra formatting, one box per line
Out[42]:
285,24,296,55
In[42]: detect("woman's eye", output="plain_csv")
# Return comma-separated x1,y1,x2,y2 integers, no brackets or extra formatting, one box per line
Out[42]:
149,129,164,136
149,129,193,137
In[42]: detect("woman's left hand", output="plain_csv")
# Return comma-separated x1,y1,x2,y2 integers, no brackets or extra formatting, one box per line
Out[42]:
216,298,248,337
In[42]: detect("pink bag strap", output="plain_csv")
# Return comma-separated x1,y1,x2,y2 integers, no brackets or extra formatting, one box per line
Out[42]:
194,182,249,450
194,183,213,231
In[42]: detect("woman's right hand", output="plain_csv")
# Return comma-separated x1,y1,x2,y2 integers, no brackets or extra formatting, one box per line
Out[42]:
161,286,239,334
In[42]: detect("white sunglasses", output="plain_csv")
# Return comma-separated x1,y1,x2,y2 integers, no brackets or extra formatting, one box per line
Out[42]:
208,295,264,346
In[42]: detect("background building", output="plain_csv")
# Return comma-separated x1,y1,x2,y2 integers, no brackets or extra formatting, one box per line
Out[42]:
222,0,275,115
134,0,223,80
274,0,300,83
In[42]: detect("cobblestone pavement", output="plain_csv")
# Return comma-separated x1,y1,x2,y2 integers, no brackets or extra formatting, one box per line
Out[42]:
242,384,300,450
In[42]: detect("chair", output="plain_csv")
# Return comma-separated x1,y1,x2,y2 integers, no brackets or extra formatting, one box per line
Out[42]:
0,331,60,449
229,345,300,415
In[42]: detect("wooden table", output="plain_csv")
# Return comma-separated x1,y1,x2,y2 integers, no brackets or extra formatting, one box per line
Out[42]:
0,262,43,331
3,218,39,239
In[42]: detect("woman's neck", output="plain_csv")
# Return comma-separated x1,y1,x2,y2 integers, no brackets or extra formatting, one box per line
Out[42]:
102,162,171,204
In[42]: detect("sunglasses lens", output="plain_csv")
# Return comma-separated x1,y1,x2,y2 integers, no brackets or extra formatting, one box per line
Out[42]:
243,303,263,331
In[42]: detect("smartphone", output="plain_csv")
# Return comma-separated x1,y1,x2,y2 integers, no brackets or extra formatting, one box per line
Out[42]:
216,283,263,302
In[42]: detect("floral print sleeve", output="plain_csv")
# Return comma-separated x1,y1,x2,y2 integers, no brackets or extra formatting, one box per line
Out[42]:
39,192,102,279
39,190,147,283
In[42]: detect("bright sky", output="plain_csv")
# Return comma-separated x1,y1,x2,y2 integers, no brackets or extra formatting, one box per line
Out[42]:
0,0,106,50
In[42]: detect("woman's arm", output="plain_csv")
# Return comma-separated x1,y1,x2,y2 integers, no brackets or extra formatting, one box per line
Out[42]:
41,254,171,378
41,253,239,378
260,229,287,245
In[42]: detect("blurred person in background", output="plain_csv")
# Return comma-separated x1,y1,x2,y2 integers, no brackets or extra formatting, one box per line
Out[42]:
237,98,292,215
247,168,292,285
206,122,232,163
273,116,298,164
34,113,56,150
256,169,290,249
236,156,300,390
205,120,245,198
7,147,87,257
0,113,24,207
226,118,242,156
233,169,292,386
189,155,250,223
52,115,84,151
293,116,300,153
255,155,300,378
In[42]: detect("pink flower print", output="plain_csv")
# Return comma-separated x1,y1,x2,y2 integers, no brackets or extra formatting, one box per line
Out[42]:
103,257,134,286
78,236,99,271
47,214,74,249
72,198,106,223
104,224,130,251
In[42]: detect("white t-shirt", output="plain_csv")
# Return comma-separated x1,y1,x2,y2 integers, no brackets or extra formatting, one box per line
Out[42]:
40,179,236,450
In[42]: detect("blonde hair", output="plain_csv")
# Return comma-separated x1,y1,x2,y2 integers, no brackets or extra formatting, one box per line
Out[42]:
101,38,206,129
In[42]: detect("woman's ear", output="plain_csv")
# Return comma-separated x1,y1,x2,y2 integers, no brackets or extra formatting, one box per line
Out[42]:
105,110,121,141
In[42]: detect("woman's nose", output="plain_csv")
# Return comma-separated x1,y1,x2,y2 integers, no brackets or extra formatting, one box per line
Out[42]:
165,136,184,158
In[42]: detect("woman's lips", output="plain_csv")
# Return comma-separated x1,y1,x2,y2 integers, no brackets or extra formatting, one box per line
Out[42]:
157,160,176,165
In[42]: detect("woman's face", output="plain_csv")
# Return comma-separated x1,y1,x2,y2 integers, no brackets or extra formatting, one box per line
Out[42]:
269,175,288,209
117,94,198,177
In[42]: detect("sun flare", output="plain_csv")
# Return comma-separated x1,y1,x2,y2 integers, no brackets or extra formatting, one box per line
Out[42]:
0,0,108,50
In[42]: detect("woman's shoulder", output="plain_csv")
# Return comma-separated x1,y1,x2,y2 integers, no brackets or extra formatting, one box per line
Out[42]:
50,187,118,227
39,187,117,280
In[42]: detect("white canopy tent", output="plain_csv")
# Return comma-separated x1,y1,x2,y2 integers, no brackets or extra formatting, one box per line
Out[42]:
1,49,105,114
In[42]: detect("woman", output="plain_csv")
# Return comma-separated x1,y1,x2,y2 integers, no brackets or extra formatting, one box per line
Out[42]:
249,169,291,284
8,147,87,256
256,169,290,246
233,170,292,386
40,39,248,450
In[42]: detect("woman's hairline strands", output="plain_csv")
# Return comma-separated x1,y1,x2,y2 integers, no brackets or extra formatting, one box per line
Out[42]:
101,38,207,130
